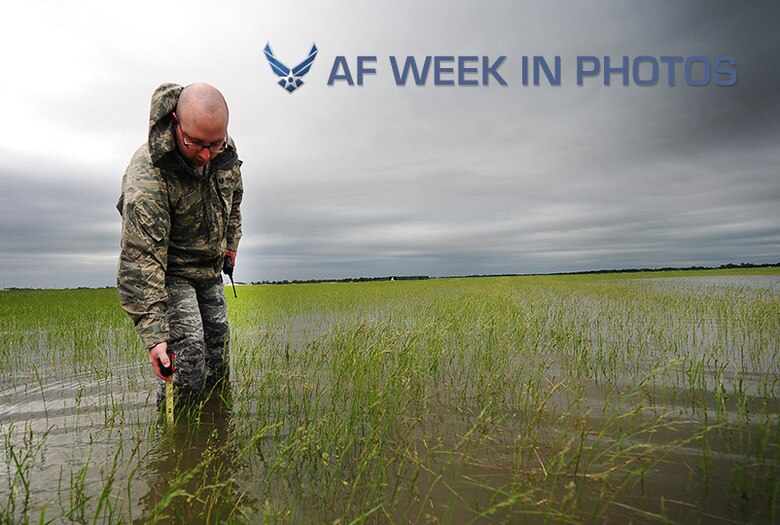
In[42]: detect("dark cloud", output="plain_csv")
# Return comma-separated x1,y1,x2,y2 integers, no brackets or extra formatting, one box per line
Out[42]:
0,164,121,288
0,1,778,287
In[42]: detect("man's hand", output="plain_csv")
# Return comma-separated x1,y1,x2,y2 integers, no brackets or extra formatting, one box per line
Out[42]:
149,341,173,382
224,250,237,266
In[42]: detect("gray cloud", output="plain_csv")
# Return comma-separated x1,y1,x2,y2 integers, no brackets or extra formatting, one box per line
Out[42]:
0,0,778,288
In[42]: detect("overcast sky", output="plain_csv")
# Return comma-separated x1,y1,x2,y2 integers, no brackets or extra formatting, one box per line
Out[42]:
0,1,778,288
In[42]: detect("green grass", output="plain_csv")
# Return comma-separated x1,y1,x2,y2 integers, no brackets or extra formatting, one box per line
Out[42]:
0,268,778,523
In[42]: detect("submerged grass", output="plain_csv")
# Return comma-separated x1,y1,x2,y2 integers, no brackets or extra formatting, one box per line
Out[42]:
0,269,778,523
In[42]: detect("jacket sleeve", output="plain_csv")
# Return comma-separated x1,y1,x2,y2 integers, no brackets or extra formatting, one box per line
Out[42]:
225,165,243,252
117,164,171,349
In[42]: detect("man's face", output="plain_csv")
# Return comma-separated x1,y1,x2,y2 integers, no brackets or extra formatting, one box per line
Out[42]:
173,111,228,167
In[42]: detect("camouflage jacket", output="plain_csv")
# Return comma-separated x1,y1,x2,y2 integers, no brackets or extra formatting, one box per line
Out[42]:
116,83,243,349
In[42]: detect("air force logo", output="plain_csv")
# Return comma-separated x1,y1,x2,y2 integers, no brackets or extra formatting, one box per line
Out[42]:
264,42,318,94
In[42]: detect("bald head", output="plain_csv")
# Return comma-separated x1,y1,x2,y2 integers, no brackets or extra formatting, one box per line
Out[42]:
173,83,230,167
176,83,229,130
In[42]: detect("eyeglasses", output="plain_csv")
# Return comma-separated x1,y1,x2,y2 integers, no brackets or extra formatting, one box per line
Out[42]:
173,114,227,155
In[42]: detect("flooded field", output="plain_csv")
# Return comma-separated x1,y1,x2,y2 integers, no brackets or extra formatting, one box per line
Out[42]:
1,269,778,523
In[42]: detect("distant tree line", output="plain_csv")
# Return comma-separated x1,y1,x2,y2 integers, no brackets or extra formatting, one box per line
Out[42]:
452,261,780,279
253,262,780,285
4,262,778,290
257,275,430,285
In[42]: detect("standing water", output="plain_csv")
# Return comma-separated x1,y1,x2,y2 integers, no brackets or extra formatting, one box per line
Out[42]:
1,272,778,523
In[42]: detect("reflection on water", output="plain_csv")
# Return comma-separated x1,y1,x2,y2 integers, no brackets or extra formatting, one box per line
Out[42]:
137,384,251,524
0,362,251,523
644,274,780,292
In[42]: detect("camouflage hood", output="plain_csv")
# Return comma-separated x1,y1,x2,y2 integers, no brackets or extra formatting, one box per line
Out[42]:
147,83,184,166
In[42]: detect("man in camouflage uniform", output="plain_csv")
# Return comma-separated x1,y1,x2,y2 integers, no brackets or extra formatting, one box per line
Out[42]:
117,83,243,404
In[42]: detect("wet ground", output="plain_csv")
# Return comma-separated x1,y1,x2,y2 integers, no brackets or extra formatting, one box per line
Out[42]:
0,274,777,523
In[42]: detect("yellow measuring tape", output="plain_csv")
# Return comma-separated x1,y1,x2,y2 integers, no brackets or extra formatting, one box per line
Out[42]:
166,381,174,426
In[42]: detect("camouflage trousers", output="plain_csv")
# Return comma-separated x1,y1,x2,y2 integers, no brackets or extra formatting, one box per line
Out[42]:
161,276,230,405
